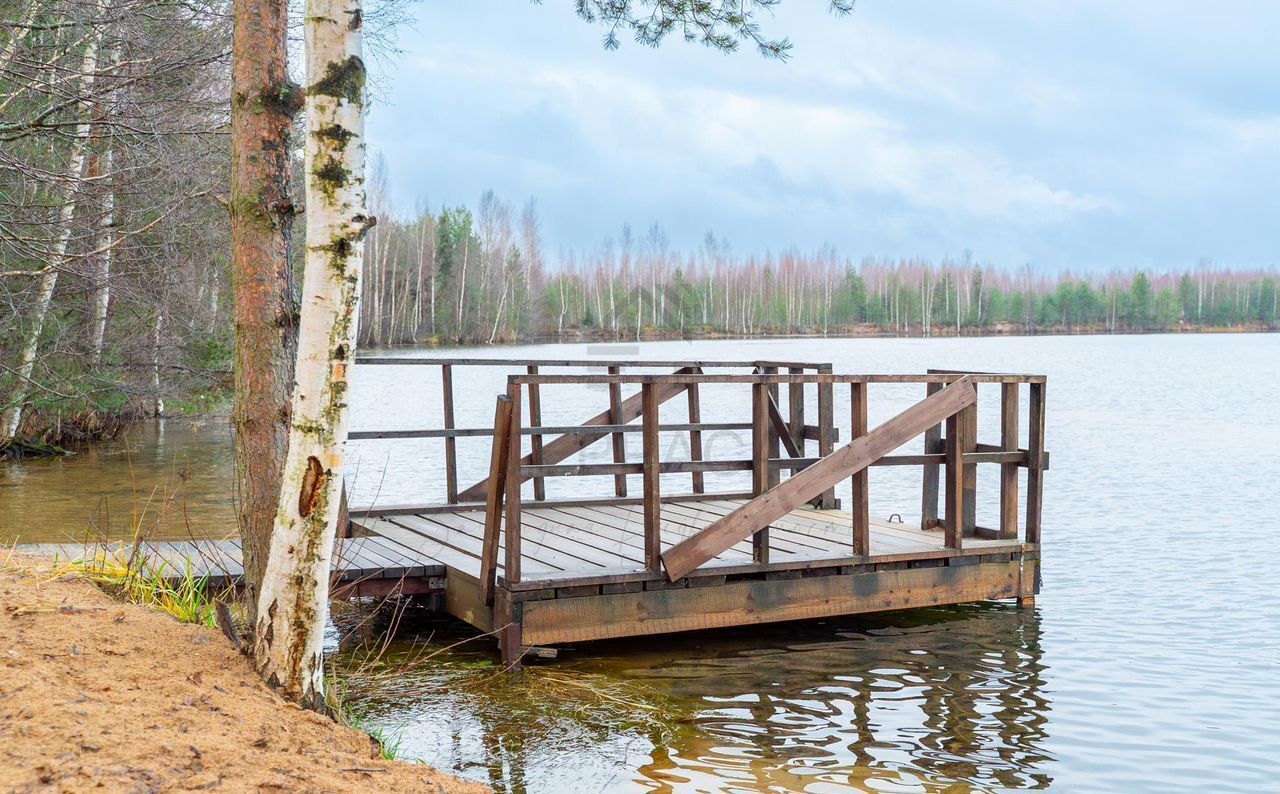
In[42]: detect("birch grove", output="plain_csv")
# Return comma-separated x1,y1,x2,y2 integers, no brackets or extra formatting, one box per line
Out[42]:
1,0,232,446
348,187,1280,347
249,0,367,708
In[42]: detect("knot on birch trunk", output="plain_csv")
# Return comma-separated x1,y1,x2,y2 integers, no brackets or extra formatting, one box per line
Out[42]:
298,455,327,518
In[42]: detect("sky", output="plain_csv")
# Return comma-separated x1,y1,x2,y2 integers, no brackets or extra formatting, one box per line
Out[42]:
364,1,1280,273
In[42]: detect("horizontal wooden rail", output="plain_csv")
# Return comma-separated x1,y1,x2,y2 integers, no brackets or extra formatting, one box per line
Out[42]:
356,357,825,369
523,460,752,477
349,421,831,441
516,450,1049,479
351,490,758,519
511,373,1045,385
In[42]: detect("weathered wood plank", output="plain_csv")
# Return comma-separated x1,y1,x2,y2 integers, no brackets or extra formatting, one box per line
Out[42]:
686,371,705,493
752,382,771,564
512,373,1046,386
1026,382,1046,544
526,365,546,502
962,399,978,535
661,378,977,581
481,393,513,605
504,384,523,583
607,365,628,497
641,383,662,571
439,510,635,571
1000,382,1020,539
697,500,944,553
556,504,754,558
944,402,967,550
766,390,803,458
356,356,815,369
788,367,805,451
920,381,943,529
850,381,870,556
816,363,836,508
365,520,490,579
442,364,458,503
522,560,1022,645
660,501,858,555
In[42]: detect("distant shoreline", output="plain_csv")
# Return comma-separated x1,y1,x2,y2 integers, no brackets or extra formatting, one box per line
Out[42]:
379,322,1277,350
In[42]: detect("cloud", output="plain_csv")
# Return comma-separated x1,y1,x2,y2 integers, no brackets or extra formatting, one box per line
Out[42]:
365,1,1279,271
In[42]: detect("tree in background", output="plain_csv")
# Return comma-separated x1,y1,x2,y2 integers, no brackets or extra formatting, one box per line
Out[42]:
1,0,231,448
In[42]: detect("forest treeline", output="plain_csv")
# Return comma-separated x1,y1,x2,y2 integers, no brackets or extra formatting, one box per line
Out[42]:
362,168,1279,347
1,5,1277,442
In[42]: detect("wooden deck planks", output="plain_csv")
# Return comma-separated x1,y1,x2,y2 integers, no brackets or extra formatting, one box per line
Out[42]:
351,497,1025,588
11,537,439,585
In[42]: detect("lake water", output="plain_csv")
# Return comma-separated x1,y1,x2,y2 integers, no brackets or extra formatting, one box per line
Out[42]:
3,334,1278,792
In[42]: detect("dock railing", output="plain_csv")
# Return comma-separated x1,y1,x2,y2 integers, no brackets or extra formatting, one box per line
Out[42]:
348,356,833,508
347,358,1045,603
481,369,1046,596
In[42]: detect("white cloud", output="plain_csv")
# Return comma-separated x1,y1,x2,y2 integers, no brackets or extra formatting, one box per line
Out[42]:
365,0,1278,270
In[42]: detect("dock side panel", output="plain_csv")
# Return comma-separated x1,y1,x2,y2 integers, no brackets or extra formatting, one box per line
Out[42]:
520,559,1025,645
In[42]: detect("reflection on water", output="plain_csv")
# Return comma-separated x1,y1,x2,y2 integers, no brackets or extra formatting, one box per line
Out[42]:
0,417,234,541
338,602,1050,792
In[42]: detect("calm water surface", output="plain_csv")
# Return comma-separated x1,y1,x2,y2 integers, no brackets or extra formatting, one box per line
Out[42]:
3,334,1278,792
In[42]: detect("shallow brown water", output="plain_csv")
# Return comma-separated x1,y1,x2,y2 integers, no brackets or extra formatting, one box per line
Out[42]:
4,334,1279,791
0,417,234,542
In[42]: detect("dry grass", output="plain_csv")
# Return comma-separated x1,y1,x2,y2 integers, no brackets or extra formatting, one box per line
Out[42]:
49,542,230,627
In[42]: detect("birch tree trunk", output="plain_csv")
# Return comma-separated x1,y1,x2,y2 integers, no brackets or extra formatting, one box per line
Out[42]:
230,0,301,627
150,310,165,417
251,0,367,710
1,16,102,439
88,143,115,366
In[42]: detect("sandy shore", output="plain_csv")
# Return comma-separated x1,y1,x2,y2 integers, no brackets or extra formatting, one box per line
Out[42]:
0,555,487,793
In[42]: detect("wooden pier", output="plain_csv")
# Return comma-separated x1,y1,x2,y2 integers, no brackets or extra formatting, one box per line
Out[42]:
17,538,446,599
16,357,1046,667
346,358,1047,666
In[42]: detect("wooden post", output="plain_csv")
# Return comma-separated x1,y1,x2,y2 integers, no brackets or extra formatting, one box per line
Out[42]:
442,364,458,503
336,483,350,538
1026,382,1046,544
480,394,513,606
751,381,770,564
607,365,627,497
495,590,523,670
763,366,780,488
526,365,545,502
641,383,662,571
816,364,836,509
686,368,704,494
944,401,966,550
850,382,870,556
962,400,978,536
920,381,943,528
787,366,805,452
1000,383,1020,539
503,384,523,584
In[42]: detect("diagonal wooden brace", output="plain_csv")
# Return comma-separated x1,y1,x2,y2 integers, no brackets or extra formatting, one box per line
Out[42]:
479,394,514,606
660,377,977,581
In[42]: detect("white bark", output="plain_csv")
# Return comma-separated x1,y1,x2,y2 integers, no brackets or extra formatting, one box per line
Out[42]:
1,16,103,439
150,309,164,416
89,143,116,365
252,0,366,710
